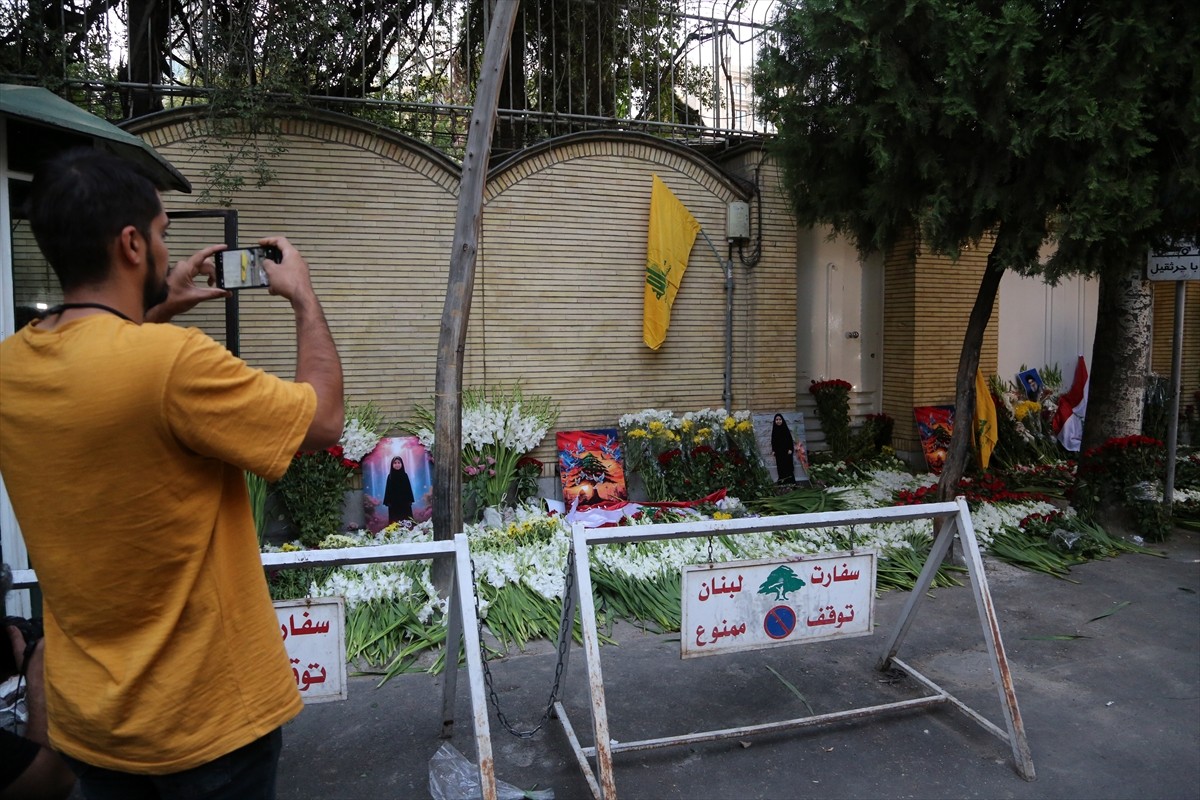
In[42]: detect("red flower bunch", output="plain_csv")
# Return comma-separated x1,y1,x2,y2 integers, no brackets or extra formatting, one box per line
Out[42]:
326,445,360,470
517,456,544,470
1079,435,1163,462
1019,510,1068,533
657,448,682,466
809,379,852,395
294,445,359,470
894,473,1049,507
894,484,939,505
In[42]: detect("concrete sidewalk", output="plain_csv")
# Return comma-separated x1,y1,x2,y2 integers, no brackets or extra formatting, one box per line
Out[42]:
275,531,1200,800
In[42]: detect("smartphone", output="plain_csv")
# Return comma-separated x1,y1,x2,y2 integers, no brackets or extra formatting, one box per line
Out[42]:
217,245,282,290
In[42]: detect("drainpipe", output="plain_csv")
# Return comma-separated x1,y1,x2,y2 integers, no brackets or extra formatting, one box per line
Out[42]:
698,228,734,409
724,244,734,410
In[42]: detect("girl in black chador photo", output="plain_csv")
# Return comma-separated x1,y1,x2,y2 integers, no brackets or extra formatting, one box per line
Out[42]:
771,413,796,484
384,456,415,524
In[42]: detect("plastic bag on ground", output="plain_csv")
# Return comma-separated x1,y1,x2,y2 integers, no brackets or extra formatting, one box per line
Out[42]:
428,741,554,800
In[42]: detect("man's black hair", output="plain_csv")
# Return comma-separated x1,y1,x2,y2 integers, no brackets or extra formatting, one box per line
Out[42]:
28,147,163,292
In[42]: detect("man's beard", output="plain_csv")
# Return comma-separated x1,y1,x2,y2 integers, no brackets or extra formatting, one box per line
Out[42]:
143,250,169,312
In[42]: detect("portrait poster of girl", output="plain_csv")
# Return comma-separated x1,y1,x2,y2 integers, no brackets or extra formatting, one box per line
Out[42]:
361,437,433,531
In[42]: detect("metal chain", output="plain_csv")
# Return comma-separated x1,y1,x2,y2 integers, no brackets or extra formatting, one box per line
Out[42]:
468,548,576,739
707,534,715,565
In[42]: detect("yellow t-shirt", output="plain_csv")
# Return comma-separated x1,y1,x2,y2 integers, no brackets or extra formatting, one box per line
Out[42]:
0,314,316,773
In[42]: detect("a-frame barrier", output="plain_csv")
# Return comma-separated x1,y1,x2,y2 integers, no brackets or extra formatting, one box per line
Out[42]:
552,497,1035,800
14,532,501,800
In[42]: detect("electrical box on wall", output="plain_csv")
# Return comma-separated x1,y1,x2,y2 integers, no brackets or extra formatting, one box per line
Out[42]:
726,201,750,242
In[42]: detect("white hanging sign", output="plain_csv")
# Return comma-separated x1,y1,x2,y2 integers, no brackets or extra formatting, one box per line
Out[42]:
275,596,348,703
681,551,876,659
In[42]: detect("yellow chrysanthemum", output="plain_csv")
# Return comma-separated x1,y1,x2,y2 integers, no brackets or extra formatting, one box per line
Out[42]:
1014,400,1041,421
280,542,301,552
736,420,753,433
681,419,694,432
712,511,732,520
696,427,712,441
630,428,647,438
648,420,665,431
723,417,736,430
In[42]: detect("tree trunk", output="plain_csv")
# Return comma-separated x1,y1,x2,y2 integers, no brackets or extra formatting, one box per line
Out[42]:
125,0,169,117
1080,260,1153,450
431,0,520,593
936,228,1014,502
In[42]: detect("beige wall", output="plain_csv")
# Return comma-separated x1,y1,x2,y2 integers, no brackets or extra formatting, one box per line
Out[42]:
883,232,999,456
133,112,801,467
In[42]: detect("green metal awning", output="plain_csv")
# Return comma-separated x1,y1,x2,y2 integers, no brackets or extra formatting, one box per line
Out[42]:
0,84,191,193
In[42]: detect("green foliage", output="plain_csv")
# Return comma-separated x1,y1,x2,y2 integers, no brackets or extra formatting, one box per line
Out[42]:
876,533,966,593
746,486,848,516
267,565,332,601
273,449,352,548
1142,374,1171,442
1073,435,1170,541
989,510,1161,580
758,0,1199,278
245,471,270,547
807,379,883,463
808,379,853,457
512,457,544,505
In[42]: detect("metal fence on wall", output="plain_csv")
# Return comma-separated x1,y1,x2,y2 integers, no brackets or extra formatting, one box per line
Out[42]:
1,0,778,156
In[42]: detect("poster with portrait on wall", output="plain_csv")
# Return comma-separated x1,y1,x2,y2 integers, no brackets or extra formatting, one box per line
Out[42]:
1016,368,1044,401
557,429,627,509
751,411,809,484
361,437,433,532
913,405,955,474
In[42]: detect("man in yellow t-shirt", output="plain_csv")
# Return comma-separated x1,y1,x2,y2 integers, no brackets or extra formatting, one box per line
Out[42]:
0,148,344,798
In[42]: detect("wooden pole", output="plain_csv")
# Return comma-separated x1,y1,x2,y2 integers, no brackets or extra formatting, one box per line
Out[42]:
432,0,520,591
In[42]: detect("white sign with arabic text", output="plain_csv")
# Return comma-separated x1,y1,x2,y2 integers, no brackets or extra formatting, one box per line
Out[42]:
1147,242,1200,281
275,597,347,703
681,551,876,659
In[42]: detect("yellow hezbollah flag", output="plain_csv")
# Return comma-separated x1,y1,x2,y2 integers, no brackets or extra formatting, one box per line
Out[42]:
974,368,998,469
643,174,700,350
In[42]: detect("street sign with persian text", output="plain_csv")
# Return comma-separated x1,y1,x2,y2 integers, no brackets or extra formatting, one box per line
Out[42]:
1147,242,1199,281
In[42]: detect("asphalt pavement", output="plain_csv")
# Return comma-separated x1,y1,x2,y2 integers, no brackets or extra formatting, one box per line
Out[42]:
270,528,1200,800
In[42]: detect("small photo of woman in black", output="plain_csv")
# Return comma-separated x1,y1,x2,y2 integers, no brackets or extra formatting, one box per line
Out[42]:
384,456,415,524
771,413,796,484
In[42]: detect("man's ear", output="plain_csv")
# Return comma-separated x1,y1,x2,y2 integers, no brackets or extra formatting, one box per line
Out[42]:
114,224,146,268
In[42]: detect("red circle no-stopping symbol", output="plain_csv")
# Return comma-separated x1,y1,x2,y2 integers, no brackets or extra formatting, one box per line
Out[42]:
764,605,797,640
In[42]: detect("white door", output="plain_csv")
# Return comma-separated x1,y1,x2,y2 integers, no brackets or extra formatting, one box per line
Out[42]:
797,229,883,404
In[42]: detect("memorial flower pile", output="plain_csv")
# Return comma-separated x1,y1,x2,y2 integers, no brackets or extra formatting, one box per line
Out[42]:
407,383,558,517
264,376,1181,684
273,400,385,548
267,458,1070,681
619,407,769,501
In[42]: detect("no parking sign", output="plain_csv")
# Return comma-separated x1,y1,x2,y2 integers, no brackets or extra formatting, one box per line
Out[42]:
681,551,876,658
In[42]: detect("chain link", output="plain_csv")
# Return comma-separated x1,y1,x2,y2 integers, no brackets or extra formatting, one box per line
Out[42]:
707,534,715,565
468,548,576,739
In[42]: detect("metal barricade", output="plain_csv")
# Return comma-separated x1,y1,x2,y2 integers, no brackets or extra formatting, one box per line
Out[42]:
552,497,1035,800
12,532,499,800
